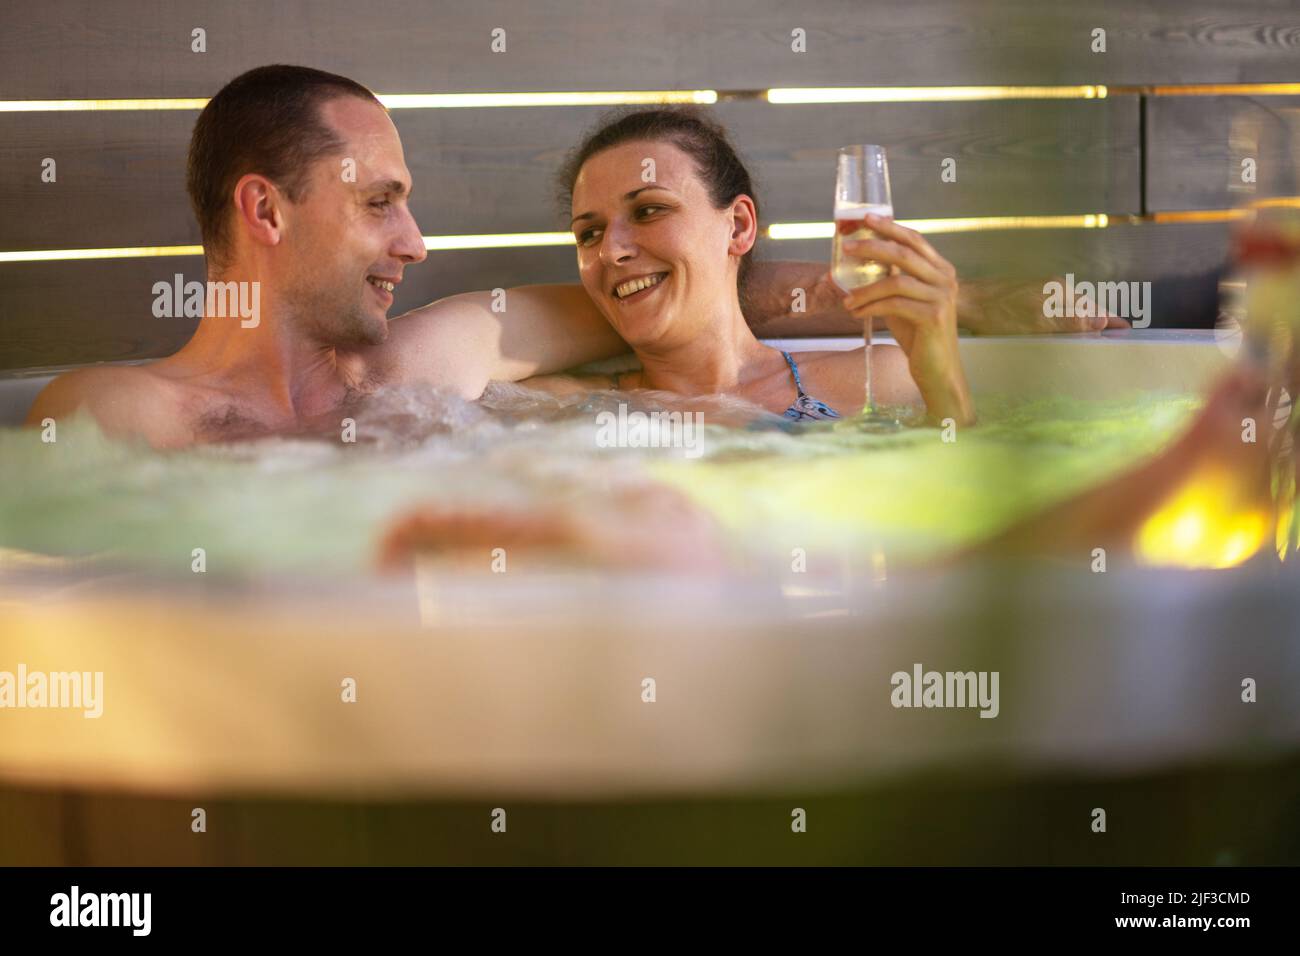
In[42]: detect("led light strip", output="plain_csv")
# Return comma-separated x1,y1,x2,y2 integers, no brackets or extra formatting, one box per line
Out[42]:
767,214,1110,240
0,244,204,263
422,232,574,250
0,91,719,112
0,235,578,262
11,204,1300,262
1140,200,1300,225
5,82,1300,112
380,91,717,108
0,98,211,112
0,219,1109,262
1146,210,1252,225
1146,83,1300,97
767,86,1107,103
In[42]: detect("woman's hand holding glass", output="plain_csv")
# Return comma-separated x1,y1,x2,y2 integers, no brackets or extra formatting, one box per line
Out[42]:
838,214,975,426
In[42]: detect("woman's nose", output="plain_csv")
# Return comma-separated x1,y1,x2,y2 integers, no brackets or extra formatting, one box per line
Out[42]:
599,220,637,266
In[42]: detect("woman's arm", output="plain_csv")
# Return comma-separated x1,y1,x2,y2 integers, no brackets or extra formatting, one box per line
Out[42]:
839,215,976,426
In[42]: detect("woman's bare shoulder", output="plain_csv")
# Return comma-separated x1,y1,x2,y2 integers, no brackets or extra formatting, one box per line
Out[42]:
791,344,919,408
798,344,910,377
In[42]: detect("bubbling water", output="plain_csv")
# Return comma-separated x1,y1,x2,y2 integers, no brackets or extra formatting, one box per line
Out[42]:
0,382,1200,578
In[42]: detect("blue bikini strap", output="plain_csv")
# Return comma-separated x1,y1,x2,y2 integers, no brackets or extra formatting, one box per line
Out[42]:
781,351,809,397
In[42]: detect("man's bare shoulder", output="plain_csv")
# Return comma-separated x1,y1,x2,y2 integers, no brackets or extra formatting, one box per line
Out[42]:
516,372,617,398
25,364,190,444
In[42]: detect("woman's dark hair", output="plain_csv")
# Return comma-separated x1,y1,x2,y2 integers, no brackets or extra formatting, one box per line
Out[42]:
187,64,383,269
557,107,760,289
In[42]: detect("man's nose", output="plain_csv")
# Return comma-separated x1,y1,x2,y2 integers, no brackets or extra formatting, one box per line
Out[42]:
394,206,427,264
599,220,637,267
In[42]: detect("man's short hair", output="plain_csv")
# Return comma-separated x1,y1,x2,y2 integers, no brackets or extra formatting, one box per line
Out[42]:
186,64,383,267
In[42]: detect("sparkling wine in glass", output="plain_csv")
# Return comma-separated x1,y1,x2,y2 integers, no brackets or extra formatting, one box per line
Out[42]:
832,144,900,432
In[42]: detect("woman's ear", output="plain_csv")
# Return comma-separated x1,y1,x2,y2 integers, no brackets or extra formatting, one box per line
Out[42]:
728,195,759,258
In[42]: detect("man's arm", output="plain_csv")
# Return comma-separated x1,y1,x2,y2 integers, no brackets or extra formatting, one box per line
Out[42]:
390,276,829,398
386,285,628,398
744,261,1129,336
744,261,852,337
390,256,1121,401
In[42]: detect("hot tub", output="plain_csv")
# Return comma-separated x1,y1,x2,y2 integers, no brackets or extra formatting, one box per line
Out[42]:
0,329,1232,426
3,330,1297,865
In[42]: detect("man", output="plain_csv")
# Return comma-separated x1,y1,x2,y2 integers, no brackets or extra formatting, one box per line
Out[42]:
26,65,1117,448
26,66,630,446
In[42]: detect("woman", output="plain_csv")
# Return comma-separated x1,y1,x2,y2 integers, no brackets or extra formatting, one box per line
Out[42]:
379,108,975,572
520,108,975,428
377,110,1287,573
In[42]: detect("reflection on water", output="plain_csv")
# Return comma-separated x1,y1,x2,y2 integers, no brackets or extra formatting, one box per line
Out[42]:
0,382,1201,575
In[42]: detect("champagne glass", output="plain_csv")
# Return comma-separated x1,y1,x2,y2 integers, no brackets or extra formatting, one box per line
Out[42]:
832,144,900,432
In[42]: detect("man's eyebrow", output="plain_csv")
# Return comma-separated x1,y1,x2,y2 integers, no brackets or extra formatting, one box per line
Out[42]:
363,179,409,196
569,185,669,228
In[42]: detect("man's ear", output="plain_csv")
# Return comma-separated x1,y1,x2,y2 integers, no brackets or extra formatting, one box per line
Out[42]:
728,195,759,258
232,173,285,252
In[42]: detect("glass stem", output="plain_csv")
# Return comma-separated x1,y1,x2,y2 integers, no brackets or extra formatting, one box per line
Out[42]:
863,314,875,415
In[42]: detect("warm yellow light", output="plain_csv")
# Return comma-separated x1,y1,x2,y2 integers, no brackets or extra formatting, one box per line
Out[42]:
1151,83,1300,97
0,234,580,263
1171,512,1206,551
0,98,210,112
0,92,718,112
0,245,203,263
766,86,1107,103
381,90,717,108
1134,468,1270,569
0,218,1121,262
15,81,1300,114
767,222,835,240
423,232,574,250
1151,209,1254,225
767,214,1111,240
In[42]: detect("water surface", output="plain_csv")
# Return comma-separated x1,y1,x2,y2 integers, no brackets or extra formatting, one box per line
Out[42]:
0,383,1200,575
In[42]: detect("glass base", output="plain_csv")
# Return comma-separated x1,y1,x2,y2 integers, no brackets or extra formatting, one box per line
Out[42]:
852,409,903,433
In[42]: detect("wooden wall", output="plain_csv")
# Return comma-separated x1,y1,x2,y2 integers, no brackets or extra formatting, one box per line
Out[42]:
2,0,1300,370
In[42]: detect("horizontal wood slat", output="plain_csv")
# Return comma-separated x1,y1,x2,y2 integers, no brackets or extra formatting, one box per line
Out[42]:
0,100,1139,249
5,0,1289,370
2,0,1300,99
1145,95,1300,211
0,221,1230,371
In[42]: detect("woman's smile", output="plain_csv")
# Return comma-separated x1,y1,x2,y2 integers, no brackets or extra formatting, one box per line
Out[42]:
612,271,670,305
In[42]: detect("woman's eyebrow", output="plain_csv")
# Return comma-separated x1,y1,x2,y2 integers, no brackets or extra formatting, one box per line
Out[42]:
570,185,671,228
